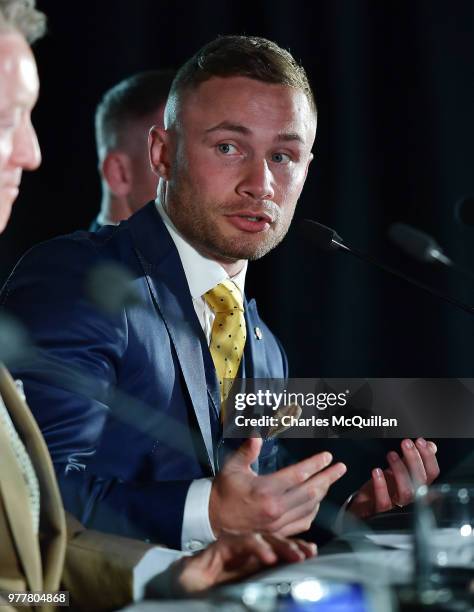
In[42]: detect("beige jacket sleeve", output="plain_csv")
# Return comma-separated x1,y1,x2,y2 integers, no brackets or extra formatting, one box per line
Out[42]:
62,514,157,611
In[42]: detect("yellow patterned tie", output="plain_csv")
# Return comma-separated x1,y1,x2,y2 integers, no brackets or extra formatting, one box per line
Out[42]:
203,280,246,406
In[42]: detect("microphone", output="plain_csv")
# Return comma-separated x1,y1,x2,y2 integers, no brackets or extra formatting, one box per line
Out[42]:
84,262,143,315
388,223,452,266
0,263,142,364
0,263,143,364
456,196,474,227
0,312,32,364
301,221,344,251
388,222,473,282
302,219,474,316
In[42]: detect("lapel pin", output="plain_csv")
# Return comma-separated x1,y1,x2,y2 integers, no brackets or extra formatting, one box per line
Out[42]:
254,326,263,340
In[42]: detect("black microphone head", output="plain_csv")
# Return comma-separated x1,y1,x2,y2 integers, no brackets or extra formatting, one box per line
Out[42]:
388,223,441,263
456,196,474,227
301,219,344,251
84,262,143,315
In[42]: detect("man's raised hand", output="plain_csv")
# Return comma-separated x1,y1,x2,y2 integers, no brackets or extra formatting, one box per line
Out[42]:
209,438,346,537
349,437,439,518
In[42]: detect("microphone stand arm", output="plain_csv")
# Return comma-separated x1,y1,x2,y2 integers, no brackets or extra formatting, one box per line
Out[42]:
332,239,474,316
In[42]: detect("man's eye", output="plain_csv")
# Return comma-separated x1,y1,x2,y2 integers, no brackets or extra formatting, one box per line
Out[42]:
217,143,238,155
271,152,291,164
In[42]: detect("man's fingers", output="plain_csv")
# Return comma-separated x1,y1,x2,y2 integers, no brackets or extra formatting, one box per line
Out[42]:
387,451,414,506
223,438,262,473
263,461,346,528
227,533,314,566
258,534,306,563
372,468,393,513
264,451,334,493
261,534,317,562
292,538,318,559
399,439,427,487
414,438,440,483
236,534,278,565
214,532,318,584
216,448,347,535
261,463,346,535
280,462,347,510
267,498,320,533
216,533,277,566
278,513,323,538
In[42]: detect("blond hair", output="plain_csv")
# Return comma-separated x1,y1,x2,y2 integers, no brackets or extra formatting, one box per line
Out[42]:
0,0,46,43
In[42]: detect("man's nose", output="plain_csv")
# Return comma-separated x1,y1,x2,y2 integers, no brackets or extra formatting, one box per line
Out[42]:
11,119,41,172
236,158,275,201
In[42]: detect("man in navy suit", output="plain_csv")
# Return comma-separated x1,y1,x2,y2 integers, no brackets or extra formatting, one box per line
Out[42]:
0,14,322,599
1,36,350,551
0,35,438,551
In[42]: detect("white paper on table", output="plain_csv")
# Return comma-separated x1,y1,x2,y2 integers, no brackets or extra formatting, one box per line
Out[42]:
250,548,413,586
366,528,474,564
365,533,414,550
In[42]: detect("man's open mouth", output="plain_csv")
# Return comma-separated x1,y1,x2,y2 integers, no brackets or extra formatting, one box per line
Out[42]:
225,213,273,233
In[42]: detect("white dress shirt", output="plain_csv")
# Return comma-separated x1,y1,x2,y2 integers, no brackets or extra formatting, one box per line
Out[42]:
155,201,247,553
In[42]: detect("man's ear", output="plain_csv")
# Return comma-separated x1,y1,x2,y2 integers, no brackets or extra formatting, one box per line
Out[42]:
101,152,132,197
149,126,171,179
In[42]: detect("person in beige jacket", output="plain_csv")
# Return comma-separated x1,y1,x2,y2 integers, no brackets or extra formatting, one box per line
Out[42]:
0,2,316,610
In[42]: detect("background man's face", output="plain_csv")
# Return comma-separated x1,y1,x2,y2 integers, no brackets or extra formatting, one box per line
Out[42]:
127,105,165,211
0,33,40,232
164,76,316,263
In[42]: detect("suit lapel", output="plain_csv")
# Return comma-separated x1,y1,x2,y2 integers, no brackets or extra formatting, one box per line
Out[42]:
0,370,43,590
0,368,66,593
243,298,267,378
128,204,217,473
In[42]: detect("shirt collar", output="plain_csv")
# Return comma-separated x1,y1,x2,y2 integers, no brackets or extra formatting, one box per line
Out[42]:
155,200,247,300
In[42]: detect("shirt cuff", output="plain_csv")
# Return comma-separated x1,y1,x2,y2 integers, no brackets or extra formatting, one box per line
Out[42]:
133,547,187,601
181,478,216,552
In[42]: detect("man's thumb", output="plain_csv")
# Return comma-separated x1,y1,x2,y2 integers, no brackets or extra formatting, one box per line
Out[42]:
225,438,262,472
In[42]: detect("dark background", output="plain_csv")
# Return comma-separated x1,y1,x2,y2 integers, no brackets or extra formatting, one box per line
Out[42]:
1,0,473,517
2,0,473,377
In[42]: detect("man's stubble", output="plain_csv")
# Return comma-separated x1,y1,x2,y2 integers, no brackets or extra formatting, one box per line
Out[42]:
164,165,296,264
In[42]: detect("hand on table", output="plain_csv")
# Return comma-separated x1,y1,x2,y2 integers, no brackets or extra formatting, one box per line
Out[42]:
210,438,347,537
177,533,316,593
349,438,439,519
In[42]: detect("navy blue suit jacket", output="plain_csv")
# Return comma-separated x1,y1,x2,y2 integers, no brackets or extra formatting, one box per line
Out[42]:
0,202,288,548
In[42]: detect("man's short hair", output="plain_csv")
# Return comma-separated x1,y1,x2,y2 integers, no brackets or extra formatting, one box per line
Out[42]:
95,69,175,158
0,0,46,43
166,35,316,126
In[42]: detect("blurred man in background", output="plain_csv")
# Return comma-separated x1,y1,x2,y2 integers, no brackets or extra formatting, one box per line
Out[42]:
91,69,174,230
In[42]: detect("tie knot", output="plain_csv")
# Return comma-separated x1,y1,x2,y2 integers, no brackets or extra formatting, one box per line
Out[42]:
204,279,244,313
